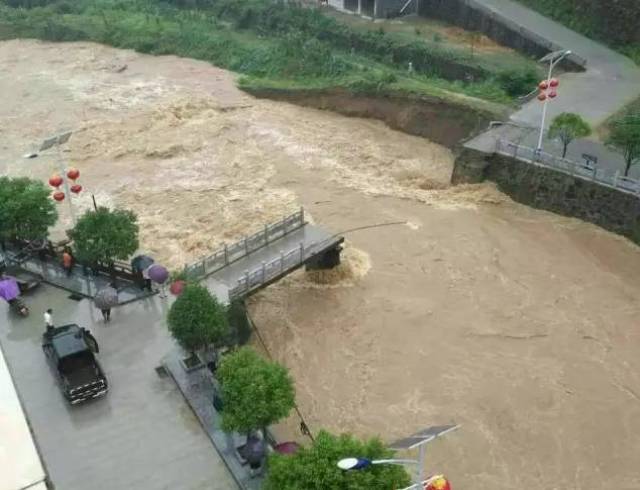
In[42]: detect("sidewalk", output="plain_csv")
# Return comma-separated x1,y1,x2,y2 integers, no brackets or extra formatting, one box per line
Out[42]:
163,350,264,490
474,0,640,128
13,256,155,304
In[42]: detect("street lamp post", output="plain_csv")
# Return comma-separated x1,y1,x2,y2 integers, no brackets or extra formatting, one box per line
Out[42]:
38,132,82,225
337,424,459,490
536,49,572,154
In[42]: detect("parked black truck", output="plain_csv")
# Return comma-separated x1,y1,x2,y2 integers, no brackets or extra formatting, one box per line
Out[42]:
42,324,108,404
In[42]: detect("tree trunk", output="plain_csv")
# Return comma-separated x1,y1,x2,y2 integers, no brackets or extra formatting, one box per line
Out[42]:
625,159,632,176
562,143,568,158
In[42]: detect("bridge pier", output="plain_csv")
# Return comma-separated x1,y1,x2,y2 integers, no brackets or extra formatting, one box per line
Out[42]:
305,245,343,271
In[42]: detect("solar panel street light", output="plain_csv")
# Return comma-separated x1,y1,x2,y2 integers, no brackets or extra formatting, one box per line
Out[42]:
338,424,460,490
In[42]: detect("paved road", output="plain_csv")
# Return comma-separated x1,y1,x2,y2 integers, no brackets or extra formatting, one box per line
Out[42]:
0,286,237,490
474,0,640,128
464,0,640,176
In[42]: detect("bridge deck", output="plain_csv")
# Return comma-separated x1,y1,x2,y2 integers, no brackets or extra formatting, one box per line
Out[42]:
204,223,339,303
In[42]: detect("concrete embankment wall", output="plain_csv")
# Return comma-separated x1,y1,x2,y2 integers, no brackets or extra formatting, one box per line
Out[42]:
417,0,586,72
453,148,640,243
245,88,498,148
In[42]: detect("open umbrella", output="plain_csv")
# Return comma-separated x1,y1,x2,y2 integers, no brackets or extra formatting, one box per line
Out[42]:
0,277,20,302
131,255,154,273
94,286,118,310
147,264,169,284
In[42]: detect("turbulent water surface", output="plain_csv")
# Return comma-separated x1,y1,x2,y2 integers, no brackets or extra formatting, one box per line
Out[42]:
2,40,640,490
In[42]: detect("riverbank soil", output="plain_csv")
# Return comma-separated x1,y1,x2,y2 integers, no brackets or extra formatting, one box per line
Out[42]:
2,40,640,490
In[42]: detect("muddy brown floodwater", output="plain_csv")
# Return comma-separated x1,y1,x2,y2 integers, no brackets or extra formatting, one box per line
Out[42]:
2,40,640,490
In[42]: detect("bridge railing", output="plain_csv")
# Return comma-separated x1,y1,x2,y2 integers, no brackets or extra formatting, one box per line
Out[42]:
495,139,640,197
183,208,306,280
228,237,338,301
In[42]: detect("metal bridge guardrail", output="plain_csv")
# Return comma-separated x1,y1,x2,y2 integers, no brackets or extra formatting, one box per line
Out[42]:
183,208,306,280
495,139,640,197
228,237,338,301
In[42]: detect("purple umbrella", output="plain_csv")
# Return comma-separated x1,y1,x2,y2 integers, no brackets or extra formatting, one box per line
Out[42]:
146,264,169,284
274,441,301,455
0,277,20,302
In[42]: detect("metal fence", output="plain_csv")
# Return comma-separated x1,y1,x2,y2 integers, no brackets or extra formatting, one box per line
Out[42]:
228,237,336,301
183,208,306,280
460,0,588,68
495,139,640,197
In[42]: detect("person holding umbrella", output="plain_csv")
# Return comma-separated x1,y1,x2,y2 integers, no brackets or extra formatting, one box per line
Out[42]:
94,282,118,323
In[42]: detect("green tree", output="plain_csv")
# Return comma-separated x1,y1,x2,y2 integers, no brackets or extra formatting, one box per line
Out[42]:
67,207,138,264
167,283,229,353
0,177,57,243
548,112,591,158
607,114,640,176
218,347,295,435
264,430,411,490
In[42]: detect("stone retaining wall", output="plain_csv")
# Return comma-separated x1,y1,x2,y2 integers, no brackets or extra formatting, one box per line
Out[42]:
452,148,640,244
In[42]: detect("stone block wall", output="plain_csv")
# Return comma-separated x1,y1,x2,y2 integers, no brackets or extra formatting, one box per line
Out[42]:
452,150,640,244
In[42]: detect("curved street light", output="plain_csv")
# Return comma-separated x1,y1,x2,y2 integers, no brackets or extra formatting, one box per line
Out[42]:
337,424,459,490
536,49,572,154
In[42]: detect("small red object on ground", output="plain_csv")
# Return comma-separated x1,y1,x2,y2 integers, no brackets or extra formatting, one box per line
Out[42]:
169,280,186,296
425,475,451,490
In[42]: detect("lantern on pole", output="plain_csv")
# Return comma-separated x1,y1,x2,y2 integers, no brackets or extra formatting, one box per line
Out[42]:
67,168,80,181
53,191,65,202
49,175,63,188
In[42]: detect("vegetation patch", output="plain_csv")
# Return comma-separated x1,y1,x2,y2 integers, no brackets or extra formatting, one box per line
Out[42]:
0,0,539,107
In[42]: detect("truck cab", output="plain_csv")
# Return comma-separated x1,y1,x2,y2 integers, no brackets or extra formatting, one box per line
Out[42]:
42,324,108,404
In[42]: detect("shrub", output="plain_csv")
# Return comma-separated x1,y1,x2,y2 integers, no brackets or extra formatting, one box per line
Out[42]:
0,177,57,243
167,283,229,352
68,207,138,265
218,347,295,434
496,68,538,97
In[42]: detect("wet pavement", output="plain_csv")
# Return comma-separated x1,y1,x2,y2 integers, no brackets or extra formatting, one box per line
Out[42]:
0,285,237,490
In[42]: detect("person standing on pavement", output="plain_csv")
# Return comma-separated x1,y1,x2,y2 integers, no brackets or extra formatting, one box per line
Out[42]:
62,248,74,277
44,308,54,332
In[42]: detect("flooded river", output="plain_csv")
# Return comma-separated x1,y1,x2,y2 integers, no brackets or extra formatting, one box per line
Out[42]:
2,40,640,490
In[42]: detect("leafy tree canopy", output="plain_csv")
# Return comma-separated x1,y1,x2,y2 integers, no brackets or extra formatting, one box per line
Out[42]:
548,112,591,157
218,347,295,434
0,176,57,242
607,114,640,176
67,206,138,264
264,430,411,490
167,283,229,352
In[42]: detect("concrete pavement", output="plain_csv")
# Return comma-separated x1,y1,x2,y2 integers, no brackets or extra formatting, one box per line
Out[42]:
474,0,640,128
0,285,237,490
463,0,640,177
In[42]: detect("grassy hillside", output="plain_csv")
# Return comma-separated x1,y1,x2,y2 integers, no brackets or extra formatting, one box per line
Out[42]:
517,0,640,64
0,0,542,111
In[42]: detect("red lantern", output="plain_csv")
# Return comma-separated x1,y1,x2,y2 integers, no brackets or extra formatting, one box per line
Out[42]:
53,191,65,202
67,168,80,181
425,476,451,490
549,78,559,88
538,80,549,90
537,92,547,101
548,90,557,98
49,175,63,188
70,184,83,194
170,280,186,296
